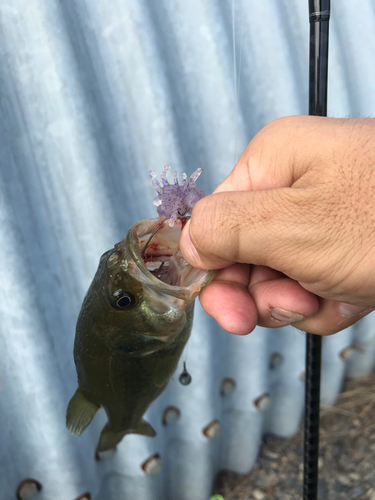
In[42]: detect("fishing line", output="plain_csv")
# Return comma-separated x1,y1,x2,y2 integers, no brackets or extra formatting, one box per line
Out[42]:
142,217,193,385
179,314,192,385
232,0,244,164
232,0,238,162
236,0,244,116
303,2,330,500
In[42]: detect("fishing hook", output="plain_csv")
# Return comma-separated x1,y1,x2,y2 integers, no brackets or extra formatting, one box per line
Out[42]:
141,221,165,260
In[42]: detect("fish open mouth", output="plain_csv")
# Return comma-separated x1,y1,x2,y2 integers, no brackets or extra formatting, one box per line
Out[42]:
141,217,187,285
128,216,215,294
139,217,193,287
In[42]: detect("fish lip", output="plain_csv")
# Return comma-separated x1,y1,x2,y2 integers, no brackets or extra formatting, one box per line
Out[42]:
125,216,217,301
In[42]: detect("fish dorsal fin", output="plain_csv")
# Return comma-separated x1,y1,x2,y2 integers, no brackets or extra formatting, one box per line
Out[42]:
134,419,156,437
66,387,99,436
153,355,179,388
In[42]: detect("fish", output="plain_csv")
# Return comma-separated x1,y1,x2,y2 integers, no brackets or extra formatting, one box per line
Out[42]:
66,168,216,454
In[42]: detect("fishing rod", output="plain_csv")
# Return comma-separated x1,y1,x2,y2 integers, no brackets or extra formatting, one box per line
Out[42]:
303,2,330,499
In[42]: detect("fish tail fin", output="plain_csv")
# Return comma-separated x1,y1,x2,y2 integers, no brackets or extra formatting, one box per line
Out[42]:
96,419,156,453
66,387,99,436
134,419,156,437
97,423,126,453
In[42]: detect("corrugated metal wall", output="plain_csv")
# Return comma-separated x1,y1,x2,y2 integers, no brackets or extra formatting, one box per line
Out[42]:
1,1,375,499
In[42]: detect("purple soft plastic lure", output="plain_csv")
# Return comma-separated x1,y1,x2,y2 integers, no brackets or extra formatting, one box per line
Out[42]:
149,166,205,226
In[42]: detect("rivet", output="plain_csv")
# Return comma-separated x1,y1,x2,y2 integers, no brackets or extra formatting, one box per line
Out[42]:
141,453,162,475
16,479,42,500
220,377,236,396
253,393,271,411
202,419,220,438
73,494,91,500
339,346,354,360
162,406,181,426
269,352,283,369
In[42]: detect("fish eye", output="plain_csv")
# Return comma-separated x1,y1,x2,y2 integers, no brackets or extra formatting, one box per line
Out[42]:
111,290,136,310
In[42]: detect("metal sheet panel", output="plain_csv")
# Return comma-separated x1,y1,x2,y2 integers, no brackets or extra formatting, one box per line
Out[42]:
1,1,375,499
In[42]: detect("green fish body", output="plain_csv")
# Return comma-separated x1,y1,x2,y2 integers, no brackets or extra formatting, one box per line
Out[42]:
66,217,215,453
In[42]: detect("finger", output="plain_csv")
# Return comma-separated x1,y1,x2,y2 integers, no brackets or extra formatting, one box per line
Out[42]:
248,265,285,285
199,263,258,335
180,217,235,269
214,262,251,287
247,266,373,334
289,299,374,336
248,273,320,328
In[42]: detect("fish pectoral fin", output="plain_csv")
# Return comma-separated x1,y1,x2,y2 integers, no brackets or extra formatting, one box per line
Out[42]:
66,388,99,436
97,424,126,453
134,419,157,437
153,355,179,387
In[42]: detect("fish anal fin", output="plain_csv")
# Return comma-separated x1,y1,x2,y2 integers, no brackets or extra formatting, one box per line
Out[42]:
134,419,156,437
97,423,126,453
66,387,99,436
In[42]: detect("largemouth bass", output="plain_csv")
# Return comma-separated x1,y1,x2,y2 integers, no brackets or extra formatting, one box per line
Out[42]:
66,214,215,454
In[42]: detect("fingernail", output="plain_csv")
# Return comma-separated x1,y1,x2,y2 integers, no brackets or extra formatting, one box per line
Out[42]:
270,307,305,324
179,220,203,267
339,303,373,318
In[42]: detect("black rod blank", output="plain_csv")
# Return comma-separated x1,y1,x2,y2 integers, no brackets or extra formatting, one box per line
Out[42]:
308,1,330,116
303,334,323,499
303,1,330,499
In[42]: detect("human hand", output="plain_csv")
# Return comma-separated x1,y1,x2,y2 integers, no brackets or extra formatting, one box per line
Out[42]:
180,116,375,335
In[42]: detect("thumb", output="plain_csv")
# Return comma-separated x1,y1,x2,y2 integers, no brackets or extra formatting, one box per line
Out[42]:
180,186,312,276
179,216,234,270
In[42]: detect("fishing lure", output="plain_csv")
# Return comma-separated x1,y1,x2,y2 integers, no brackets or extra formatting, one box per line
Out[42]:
66,167,214,455
149,165,204,226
